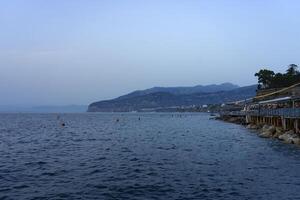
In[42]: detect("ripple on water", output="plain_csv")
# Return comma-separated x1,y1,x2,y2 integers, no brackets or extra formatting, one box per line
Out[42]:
1,113,300,200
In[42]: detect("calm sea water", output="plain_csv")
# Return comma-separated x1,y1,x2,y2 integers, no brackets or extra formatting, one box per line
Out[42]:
0,113,300,200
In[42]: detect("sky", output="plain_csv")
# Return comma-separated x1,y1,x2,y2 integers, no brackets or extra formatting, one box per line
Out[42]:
0,0,300,106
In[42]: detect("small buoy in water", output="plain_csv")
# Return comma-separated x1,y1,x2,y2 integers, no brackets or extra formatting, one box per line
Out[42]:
116,118,119,122
61,123,65,127
138,117,141,121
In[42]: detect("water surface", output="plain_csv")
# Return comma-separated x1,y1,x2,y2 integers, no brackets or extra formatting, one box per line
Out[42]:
0,113,300,200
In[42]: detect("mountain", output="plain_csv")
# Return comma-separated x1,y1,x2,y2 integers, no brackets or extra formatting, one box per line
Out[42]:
88,84,257,112
117,82,239,100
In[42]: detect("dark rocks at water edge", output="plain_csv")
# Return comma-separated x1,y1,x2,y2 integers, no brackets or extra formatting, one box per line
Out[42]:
217,116,300,145
215,115,247,125
88,84,257,112
247,124,300,145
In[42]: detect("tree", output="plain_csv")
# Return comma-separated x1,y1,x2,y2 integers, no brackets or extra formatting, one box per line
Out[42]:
254,69,275,89
272,73,286,88
255,64,300,90
286,64,299,76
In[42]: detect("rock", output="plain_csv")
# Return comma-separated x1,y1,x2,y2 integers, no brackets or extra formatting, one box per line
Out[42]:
228,118,236,123
256,123,263,129
278,130,299,144
273,131,283,138
285,130,295,135
291,137,300,145
259,125,276,138
285,134,299,144
268,126,276,134
247,124,258,129
278,133,290,141
276,127,283,134
262,125,270,132
261,125,275,132
273,127,284,138
259,131,273,138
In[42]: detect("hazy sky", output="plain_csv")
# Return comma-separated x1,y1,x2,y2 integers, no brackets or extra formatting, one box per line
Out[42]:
1,0,300,106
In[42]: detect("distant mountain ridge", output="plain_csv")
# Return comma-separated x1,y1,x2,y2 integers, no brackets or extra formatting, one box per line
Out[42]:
117,82,239,100
88,83,257,112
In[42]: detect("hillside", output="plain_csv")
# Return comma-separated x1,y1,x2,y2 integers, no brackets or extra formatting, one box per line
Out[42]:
88,84,257,112
117,83,239,100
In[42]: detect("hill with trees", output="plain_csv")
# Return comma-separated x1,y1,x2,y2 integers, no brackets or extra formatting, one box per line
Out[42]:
88,84,257,112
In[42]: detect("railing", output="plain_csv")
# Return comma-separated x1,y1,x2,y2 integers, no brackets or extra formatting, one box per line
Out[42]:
219,111,248,116
259,108,300,117
220,108,300,118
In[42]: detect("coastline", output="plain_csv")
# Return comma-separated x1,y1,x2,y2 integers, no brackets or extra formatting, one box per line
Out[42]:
216,115,300,145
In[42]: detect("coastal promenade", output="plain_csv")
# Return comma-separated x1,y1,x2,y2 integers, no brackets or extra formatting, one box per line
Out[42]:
219,81,300,144
219,107,300,143
220,108,300,130
221,108,300,118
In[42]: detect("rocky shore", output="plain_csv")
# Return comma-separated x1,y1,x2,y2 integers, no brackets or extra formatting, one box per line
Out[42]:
247,124,300,145
216,115,246,125
217,116,300,145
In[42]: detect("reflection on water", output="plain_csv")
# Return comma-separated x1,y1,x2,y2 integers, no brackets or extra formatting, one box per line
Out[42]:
0,113,300,200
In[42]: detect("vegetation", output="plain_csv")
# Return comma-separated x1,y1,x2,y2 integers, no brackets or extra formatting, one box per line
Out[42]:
255,64,300,90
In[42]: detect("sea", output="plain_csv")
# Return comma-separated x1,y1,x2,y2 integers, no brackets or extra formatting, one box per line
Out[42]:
0,113,300,200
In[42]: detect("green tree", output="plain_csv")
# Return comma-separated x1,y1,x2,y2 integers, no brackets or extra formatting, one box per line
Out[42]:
254,69,275,89
255,64,300,90
286,64,299,76
272,73,286,88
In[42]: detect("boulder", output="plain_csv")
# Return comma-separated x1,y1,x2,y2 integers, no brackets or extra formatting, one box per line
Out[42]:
259,131,273,138
262,125,270,132
272,127,284,138
247,124,258,129
278,133,290,141
285,130,295,135
276,127,283,134
278,130,298,144
291,137,300,145
259,125,276,138
268,126,276,134
273,131,283,138
257,124,264,129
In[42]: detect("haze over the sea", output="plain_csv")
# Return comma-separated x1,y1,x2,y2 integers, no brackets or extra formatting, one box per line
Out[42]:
1,0,300,106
